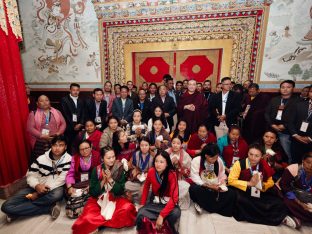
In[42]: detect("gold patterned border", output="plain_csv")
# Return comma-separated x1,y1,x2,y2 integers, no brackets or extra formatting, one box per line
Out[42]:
100,9,266,85
0,0,22,39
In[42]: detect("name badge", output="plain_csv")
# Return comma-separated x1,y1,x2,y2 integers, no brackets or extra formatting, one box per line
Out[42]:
95,117,102,123
275,110,283,120
72,114,78,122
81,173,89,182
251,186,261,198
300,121,309,132
232,157,240,165
41,128,50,135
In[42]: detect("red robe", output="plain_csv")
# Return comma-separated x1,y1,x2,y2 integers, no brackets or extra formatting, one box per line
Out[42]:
222,138,248,168
187,132,217,157
141,168,179,218
177,91,208,133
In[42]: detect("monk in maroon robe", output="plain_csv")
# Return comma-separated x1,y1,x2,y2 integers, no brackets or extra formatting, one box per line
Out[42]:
177,79,208,133
241,84,270,144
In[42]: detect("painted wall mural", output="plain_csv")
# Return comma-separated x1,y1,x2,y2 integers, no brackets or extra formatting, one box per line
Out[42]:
260,0,312,85
19,0,100,85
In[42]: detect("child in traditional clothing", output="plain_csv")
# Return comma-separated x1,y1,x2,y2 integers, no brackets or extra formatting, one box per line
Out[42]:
65,140,101,218
99,116,122,148
146,118,171,151
166,136,192,209
147,106,170,133
217,125,248,174
112,129,136,161
72,146,137,234
170,119,191,150
125,137,154,204
126,109,148,143
187,124,216,157
228,143,299,228
136,150,180,234
189,143,236,216
258,129,288,181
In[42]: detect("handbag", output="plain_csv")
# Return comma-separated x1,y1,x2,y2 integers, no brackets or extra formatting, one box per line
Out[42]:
138,217,174,234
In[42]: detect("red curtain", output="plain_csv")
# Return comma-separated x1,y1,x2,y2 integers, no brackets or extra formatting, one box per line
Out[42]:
0,2,30,186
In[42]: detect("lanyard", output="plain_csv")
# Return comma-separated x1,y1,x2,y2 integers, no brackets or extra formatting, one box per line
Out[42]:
45,111,50,125
139,152,150,171
156,171,162,184
95,101,100,116
248,159,259,176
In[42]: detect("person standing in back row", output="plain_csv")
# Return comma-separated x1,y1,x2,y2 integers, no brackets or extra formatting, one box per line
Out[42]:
61,83,85,154
264,80,299,163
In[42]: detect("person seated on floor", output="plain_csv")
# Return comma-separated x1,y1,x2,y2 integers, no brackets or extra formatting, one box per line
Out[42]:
27,95,66,163
99,116,122,149
170,119,191,150
278,151,312,227
257,129,288,181
136,150,181,234
228,143,299,228
72,146,137,234
112,129,136,162
125,137,154,204
217,125,248,174
166,136,192,210
187,124,217,158
147,105,170,133
65,140,101,219
189,143,236,216
72,120,102,155
1,135,71,222
146,118,171,152
126,109,148,143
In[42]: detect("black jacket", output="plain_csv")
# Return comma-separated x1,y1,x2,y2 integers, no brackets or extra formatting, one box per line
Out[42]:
85,98,107,126
151,95,176,128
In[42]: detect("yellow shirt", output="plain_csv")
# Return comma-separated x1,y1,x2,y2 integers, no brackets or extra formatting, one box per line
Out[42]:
228,159,274,192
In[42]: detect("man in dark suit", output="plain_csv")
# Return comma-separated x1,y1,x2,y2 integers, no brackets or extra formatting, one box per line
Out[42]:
85,88,107,130
264,80,299,163
112,85,134,127
287,86,312,163
209,77,241,130
60,83,85,153
127,80,139,104
151,85,176,131
165,75,177,106
203,79,214,104
133,89,152,124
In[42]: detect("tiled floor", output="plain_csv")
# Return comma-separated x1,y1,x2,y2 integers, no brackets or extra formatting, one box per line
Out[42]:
0,199,311,234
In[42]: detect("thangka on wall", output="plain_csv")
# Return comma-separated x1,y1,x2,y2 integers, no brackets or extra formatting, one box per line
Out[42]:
19,0,100,84
260,0,312,84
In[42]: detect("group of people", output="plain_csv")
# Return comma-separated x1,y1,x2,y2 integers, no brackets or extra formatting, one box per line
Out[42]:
1,76,311,234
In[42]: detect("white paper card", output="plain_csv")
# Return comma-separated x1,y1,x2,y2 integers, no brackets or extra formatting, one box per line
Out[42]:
72,114,78,122
251,186,261,198
300,121,309,133
95,117,102,123
232,157,240,165
275,110,283,120
81,173,89,182
41,129,50,135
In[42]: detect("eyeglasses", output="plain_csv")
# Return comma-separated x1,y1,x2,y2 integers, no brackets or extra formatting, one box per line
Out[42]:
79,147,91,152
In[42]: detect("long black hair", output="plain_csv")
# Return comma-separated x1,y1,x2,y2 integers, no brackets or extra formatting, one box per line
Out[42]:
149,118,163,145
153,150,175,198
152,105,168,129
172,119,191,142
112,130,129,155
